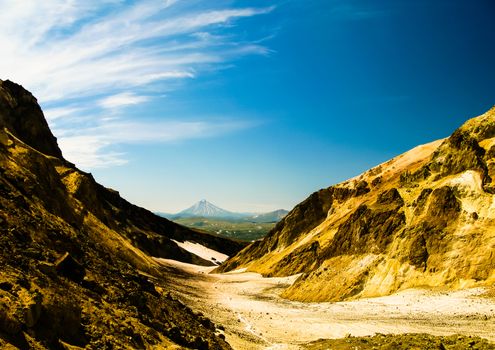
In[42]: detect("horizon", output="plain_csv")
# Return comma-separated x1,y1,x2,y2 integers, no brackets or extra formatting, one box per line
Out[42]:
162,198,289,215
1,1,495,212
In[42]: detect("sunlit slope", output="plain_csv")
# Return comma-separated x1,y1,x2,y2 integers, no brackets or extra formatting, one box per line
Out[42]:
0,79,235,349
218,106,495,302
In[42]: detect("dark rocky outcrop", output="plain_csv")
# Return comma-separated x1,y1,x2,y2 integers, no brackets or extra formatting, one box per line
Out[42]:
54,252,86,282
0,80,62,158
429,128,487,179
268,241,321,276
321,201,406,259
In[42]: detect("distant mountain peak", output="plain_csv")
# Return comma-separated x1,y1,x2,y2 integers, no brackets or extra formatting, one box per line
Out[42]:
178,199,235,218
170,200,289,222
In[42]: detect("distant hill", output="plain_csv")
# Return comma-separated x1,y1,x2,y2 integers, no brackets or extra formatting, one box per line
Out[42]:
158,201,289,241
248,209,289,223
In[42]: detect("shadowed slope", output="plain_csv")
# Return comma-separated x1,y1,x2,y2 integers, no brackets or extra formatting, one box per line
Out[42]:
0,80,237,349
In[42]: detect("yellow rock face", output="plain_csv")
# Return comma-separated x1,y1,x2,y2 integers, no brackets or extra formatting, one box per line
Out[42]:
219,106,495,302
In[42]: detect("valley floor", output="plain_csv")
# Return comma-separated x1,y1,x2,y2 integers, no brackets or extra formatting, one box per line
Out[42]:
155,258,495,350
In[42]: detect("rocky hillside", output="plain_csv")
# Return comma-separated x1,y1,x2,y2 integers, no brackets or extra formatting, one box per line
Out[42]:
218,106,495,302
0,79,242,349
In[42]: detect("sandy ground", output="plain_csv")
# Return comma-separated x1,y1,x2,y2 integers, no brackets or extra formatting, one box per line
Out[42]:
155,258,495,350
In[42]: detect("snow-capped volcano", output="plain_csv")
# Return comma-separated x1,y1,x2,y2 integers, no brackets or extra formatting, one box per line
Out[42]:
163,200,288,222
177,199,240,219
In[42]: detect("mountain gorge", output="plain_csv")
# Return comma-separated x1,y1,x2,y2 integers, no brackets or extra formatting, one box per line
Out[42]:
1,78,494,349
218,106,495,302
0,80,240,349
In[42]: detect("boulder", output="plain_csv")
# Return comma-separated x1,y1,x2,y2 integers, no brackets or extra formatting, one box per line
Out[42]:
54,252,85,282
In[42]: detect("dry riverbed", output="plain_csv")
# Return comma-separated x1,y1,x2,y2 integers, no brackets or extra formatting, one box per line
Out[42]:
155,258,495,350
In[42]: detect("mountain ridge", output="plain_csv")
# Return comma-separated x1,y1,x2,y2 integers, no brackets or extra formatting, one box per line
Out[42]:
217,106,495,302
163,199,289,222
0,79,236,349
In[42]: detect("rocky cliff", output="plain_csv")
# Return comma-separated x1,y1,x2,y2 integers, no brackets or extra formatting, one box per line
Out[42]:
0,80,241,349
218,106,495,302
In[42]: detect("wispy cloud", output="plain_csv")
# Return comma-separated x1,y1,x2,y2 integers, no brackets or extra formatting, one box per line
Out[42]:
58,118,256,168
0,1,274,101
44,106,87,122
99,92,150,109
0,0,274,168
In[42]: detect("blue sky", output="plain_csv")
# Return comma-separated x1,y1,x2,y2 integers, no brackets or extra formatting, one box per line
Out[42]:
1,0,494,213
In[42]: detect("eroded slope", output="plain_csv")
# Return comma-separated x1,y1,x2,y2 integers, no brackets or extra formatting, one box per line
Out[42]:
0,79,237,349
218,107,495,302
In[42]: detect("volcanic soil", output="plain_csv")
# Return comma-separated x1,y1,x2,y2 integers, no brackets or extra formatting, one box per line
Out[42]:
156,258,495,350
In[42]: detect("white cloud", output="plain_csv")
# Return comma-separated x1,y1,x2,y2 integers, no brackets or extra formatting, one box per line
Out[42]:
58,135,127,168
58,119,256,169
0,0,273,168
99,92,150,109
0,1,273,102
43,106,86,122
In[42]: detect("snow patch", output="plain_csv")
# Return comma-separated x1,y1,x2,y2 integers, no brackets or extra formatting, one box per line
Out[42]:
172,239,228,265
